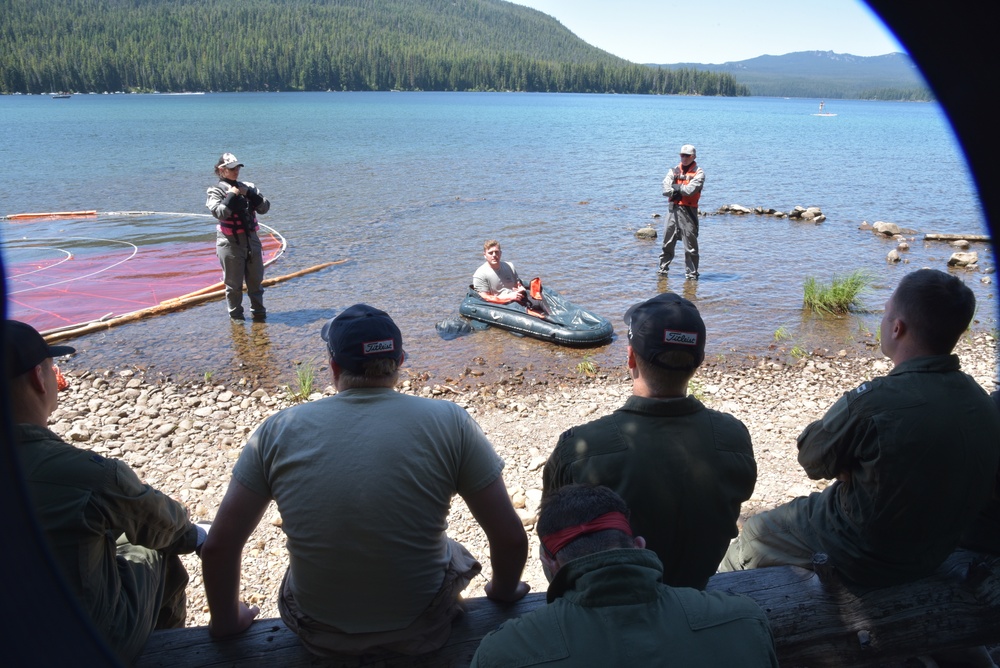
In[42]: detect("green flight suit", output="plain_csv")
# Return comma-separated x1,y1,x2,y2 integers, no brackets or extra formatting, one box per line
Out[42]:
722,355,1000,586
471,548,778,668
544,395,756,589
16,423,197,663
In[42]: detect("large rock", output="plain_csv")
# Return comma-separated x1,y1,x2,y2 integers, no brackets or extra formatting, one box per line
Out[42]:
948,251,979,267
789,206,825,223
635,226,657,240
873,221,901,236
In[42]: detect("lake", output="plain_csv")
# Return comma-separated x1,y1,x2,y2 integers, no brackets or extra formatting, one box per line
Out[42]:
1,92,992,388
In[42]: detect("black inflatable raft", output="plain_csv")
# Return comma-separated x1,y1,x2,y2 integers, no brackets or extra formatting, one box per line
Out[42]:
459,285,613,347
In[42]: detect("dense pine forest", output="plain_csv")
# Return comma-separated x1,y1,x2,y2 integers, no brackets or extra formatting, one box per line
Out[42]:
0,0,749,96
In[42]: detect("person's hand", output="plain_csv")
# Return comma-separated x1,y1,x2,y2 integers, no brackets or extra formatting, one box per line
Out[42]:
208,601,260,639
485,580,531,603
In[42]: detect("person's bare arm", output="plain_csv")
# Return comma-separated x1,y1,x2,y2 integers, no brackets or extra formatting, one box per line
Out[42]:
201,478,270,638
463,476,530,603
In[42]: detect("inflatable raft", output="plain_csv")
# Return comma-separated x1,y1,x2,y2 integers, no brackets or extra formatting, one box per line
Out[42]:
459,284,613,347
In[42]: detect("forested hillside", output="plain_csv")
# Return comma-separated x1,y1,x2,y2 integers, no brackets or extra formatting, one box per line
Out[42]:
0,0,748,96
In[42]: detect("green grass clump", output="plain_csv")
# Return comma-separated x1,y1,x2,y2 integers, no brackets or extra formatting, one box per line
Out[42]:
576,356,597,377
285,362,317,402
803,270,872,315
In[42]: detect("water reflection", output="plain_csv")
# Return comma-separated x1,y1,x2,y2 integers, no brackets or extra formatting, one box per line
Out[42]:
654,275,699,302
228,320,281,385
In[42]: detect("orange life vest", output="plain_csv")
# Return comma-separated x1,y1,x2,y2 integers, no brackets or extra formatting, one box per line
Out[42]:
671,161,701,208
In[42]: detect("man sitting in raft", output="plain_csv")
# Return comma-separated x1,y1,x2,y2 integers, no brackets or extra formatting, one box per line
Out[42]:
473,239,545,316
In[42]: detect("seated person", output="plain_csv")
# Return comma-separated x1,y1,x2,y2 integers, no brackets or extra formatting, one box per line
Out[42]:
471,484,778,667
6,320,204,664
543,293,756,589
959,390,1000,554
201,304,529,656
721,269,1000,586
473,239,544,314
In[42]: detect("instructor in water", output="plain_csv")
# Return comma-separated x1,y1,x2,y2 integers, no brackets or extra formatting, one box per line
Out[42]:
206,152,271,321
658,144,705,281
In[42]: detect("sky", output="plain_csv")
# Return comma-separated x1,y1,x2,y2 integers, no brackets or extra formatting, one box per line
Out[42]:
510,0,905,64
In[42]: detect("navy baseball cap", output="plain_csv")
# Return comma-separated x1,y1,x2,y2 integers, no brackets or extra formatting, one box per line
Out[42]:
4,320,76,379
624,293,706,370
321,304,404,374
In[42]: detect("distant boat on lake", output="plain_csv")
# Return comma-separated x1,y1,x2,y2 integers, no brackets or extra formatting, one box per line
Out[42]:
51,93,71,99
813,100,837,117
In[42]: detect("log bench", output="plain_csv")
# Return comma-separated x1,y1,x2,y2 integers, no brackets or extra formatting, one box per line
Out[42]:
138,550,1000,668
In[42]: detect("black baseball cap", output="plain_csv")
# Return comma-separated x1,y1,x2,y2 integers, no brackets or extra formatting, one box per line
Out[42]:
4,320,76,379
624,293,706,370
321,304,404,374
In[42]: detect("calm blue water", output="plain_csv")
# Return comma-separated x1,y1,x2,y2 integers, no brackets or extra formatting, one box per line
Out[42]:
1,92,992,386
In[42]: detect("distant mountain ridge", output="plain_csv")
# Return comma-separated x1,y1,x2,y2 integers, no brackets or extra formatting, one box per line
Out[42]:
650,51,931,99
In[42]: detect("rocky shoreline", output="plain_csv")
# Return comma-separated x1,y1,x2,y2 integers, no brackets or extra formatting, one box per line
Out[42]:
38,333,999,633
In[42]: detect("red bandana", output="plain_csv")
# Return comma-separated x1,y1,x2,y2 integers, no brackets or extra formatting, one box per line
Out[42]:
540,511,633,557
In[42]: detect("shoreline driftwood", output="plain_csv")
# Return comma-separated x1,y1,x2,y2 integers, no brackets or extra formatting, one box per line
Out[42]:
138,549,1000,668
924,232,991,242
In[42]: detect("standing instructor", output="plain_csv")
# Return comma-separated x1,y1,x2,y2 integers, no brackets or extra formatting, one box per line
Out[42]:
206,152,271,322
658,144,705,280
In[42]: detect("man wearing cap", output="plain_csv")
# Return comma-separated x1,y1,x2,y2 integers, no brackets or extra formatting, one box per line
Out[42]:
543,294,756,589
206,152,271,321
470,484,778,667
202,304,529,656
659,144,705,280
4,320,203,664
721,269,1000,586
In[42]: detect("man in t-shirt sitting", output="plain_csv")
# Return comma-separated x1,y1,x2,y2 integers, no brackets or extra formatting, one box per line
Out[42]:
202,304,529,656
473,239,544,315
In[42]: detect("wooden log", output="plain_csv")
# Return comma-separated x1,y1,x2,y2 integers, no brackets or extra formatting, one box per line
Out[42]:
708,550,1000,667
924,233,991,242
137,596,548,668
43,260,347,344
5,210,98,220
138,550,1000,668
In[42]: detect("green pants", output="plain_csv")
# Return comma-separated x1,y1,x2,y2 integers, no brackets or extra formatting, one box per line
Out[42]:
110,535,189,663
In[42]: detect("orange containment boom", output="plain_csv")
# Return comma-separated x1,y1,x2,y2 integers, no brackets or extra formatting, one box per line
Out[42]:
5,210,98,221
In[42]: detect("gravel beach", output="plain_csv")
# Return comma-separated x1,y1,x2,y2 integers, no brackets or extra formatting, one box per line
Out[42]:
37,332,999,638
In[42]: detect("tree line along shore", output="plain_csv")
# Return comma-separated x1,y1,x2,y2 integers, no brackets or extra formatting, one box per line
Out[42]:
1,0,748,96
